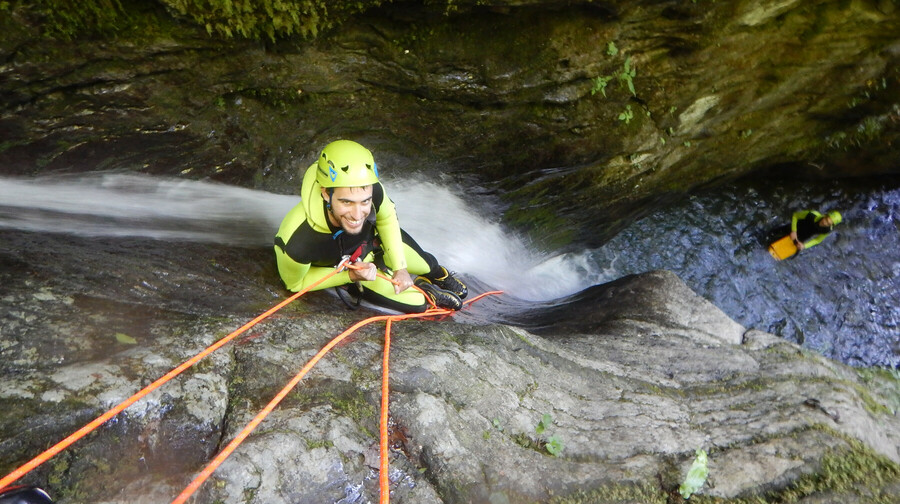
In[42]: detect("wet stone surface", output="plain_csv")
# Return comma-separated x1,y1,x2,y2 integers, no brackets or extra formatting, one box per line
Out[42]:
1,230,898,503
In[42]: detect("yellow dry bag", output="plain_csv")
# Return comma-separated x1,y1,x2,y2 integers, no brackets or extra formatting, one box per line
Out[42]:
768,235,797,261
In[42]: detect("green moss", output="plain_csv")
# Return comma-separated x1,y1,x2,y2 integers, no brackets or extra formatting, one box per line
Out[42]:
548,482,666,504
323,388,375,427
306,438,335,450
4,0,402,42
23,0,129,39
547,433,899,504
517,381,539,402
774,442,899,502
854,367,900,414
157,0,385,40
511,432,543,452
348,359,379,385
3,0,189,43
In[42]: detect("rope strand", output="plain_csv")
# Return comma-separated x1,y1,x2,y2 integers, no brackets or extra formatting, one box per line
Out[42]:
379,318,393,504
0,265,348,492
171,309,450,504
0,244,503,504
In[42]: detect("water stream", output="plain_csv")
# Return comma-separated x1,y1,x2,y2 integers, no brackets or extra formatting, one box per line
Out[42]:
585,175,900,368
1,171,897,368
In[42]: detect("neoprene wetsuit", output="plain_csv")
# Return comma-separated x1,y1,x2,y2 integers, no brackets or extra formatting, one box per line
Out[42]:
791,210,834,250
274,164,441,313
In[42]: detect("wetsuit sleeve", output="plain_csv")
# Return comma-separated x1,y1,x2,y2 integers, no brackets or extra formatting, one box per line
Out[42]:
296,264,353,291
373,184,408,271
274,201,353,292
274,244,354,292
802,231,831,249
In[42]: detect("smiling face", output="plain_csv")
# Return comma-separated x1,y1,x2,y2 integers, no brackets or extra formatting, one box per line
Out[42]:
322,185,374,234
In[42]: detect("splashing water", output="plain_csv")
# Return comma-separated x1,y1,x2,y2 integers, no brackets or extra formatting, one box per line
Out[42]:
2,171,897,367
0,172,296,247
0,172,600,301
388,179,611,301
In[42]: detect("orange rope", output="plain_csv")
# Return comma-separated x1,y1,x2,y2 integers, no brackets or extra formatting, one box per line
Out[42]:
463,290,504,305
379,318,393,504
0,264,349,493
0,238,503,503
376,292,504,502
171,308,449,504
173,288,505,503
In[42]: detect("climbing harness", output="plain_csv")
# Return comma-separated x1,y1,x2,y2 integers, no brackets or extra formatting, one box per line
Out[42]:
0,259,501,504
335,250,366,309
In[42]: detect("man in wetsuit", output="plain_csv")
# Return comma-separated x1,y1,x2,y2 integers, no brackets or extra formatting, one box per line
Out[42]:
274,140,467,313
790,209,843,252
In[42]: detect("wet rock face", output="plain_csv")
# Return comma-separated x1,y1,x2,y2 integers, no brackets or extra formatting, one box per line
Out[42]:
2,1,898,247
1,2,900,501
2,230,898,503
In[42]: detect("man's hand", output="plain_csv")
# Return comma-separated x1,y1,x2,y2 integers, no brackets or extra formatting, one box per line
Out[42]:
790,231,804,250
348,262,376,282
392,268,414,294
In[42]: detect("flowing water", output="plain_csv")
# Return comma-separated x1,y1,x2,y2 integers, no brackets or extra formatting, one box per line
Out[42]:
1,171,897,368
584,175,900,369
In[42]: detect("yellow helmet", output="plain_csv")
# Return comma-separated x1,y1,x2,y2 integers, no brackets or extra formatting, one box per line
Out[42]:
316,140,379,188
827,210,842,225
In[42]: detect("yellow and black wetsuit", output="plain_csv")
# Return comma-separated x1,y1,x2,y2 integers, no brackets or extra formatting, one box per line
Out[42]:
274,164,441,313
791,210,833,250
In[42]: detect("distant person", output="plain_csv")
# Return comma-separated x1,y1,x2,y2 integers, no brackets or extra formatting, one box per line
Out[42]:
274,140,467,312
767,209,843,260
0,486,54,504
789,209,842,252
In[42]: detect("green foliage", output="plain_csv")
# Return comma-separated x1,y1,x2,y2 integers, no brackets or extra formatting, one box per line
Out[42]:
679,448,709,499
591,44,638,123
12,0,130,39
4,0,388,41
591,75,612,97
535,413,564,456
618,56,637,96
157,0,383,40
545,435,564,456
510,413,565,456
825,115,887,151
618,104,633,124
536,413,552,435
606,41,618,56
114,332,138,344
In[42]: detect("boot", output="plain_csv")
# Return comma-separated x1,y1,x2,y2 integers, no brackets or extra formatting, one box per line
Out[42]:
423,266,467,299
415,277,462,310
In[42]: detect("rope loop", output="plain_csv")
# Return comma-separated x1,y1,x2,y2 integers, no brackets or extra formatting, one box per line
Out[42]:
0,251,503,504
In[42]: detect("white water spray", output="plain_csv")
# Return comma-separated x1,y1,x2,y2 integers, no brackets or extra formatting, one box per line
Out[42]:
0,172,610,301
0,172,295,246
